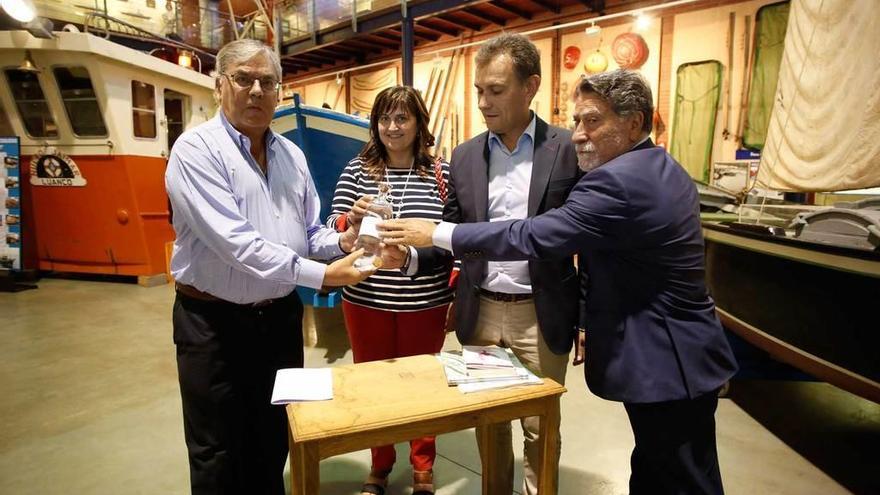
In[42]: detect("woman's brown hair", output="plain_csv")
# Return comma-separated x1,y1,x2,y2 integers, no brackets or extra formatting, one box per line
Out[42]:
359,85,436,182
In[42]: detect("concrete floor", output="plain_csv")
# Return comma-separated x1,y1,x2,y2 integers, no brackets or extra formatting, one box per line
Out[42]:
0,277,877,495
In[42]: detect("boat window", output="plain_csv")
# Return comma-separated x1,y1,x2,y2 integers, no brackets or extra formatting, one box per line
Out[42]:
0,101,13,136
53,66,107,137
4,69,59,138
164,89,188,151
132,80,156,138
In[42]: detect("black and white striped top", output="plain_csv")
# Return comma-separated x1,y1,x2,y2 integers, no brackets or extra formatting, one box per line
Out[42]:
326,156,454,312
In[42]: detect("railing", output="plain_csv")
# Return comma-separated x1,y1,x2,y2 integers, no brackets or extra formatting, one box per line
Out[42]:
33,0,270,51
31,0,413,52
277,0,407,44
83,11,215,61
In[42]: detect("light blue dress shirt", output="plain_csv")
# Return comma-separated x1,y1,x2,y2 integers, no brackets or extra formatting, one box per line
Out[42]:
166,111,342,304
481,115,537,294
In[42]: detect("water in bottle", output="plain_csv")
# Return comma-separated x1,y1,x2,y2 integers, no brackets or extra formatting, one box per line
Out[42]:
353,184,393,271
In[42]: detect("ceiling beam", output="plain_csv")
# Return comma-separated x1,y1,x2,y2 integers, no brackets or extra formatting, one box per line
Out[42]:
365,33,400,48
295,52,336,65
490,0,533,20
417,19,462,38
286,58,321,69
411,26,441,42
314,45,364,59
341,39,389,54
526,0,560,14
281,0,486,56
282,62,310,72
436,13,483,32
585,0,606,14
389,27,439,43
373,31,402,42
463,6,507,27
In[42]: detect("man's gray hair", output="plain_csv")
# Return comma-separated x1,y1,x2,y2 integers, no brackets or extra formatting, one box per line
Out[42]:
213,39,282,82
576,69,653,134
475,32,540,82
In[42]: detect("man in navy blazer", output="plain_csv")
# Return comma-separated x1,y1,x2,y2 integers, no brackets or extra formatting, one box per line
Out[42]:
381,70,738,495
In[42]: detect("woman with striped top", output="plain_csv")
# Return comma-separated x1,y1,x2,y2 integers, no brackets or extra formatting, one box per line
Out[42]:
326,86,452,495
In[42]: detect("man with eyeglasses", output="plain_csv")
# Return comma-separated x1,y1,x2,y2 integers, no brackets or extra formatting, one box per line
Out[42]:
381,69,738,495
165,39,372,495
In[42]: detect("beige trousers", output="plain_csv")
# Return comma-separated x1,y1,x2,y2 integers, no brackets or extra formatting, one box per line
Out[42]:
468,296,569,495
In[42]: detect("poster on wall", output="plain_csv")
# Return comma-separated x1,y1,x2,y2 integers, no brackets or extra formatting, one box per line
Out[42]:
350,67,398,117
0,137,22,271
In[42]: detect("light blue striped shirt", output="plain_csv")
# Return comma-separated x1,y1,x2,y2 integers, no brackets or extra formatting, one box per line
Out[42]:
166,111,342,304
483,114,536,294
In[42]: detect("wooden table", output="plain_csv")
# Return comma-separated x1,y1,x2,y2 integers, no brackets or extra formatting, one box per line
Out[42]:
286,354,566,494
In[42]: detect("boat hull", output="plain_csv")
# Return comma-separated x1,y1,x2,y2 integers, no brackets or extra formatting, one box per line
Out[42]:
21,154,174,278
703,223,880,403
271,97,369,220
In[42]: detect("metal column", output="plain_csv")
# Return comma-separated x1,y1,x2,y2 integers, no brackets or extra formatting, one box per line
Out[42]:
401,2,413,86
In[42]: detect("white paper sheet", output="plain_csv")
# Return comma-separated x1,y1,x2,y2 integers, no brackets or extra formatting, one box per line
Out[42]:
457,374,543,393
270,368,333,404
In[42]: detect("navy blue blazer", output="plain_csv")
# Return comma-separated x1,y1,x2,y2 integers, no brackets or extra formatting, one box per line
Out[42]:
451,140,737,403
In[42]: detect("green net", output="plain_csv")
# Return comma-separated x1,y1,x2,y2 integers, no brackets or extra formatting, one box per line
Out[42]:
742,1,790,150
670,60,722,182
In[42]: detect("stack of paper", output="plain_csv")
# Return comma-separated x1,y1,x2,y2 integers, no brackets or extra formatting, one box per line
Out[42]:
437,345,543,393
270,368,334,404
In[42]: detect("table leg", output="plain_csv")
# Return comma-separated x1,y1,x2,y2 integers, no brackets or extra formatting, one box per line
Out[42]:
537,396,561,494
289,441,320,495
477,423,500,494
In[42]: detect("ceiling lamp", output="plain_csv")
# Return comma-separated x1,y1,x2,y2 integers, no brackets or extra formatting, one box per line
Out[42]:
635,13,652,31
18,50,40,73
177,50,193,68
585,22,601,37
0,0,36,22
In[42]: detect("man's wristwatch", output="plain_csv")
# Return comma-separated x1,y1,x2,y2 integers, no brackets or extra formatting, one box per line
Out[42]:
402,248,413,272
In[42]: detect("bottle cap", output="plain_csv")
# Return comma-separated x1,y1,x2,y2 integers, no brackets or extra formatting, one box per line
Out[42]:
377,182,393,204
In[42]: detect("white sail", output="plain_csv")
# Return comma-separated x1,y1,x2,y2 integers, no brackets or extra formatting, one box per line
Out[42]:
756,0,880,192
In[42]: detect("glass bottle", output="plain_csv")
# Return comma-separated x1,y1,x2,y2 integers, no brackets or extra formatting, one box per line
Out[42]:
353,183,394,271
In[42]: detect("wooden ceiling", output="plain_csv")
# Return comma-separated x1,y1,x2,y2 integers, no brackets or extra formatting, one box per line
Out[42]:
278,0,656,78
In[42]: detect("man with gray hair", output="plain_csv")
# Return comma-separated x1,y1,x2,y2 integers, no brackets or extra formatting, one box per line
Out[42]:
166,39,372,494
381,69,738,494
412,32,581,494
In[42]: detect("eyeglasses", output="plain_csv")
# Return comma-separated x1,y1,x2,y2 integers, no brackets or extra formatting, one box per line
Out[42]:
378,114,411,127
223,72,280,93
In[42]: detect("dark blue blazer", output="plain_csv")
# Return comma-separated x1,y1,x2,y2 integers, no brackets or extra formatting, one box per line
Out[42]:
451,140,737,403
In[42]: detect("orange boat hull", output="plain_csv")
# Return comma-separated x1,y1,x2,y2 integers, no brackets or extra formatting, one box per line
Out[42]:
21,154,173,278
